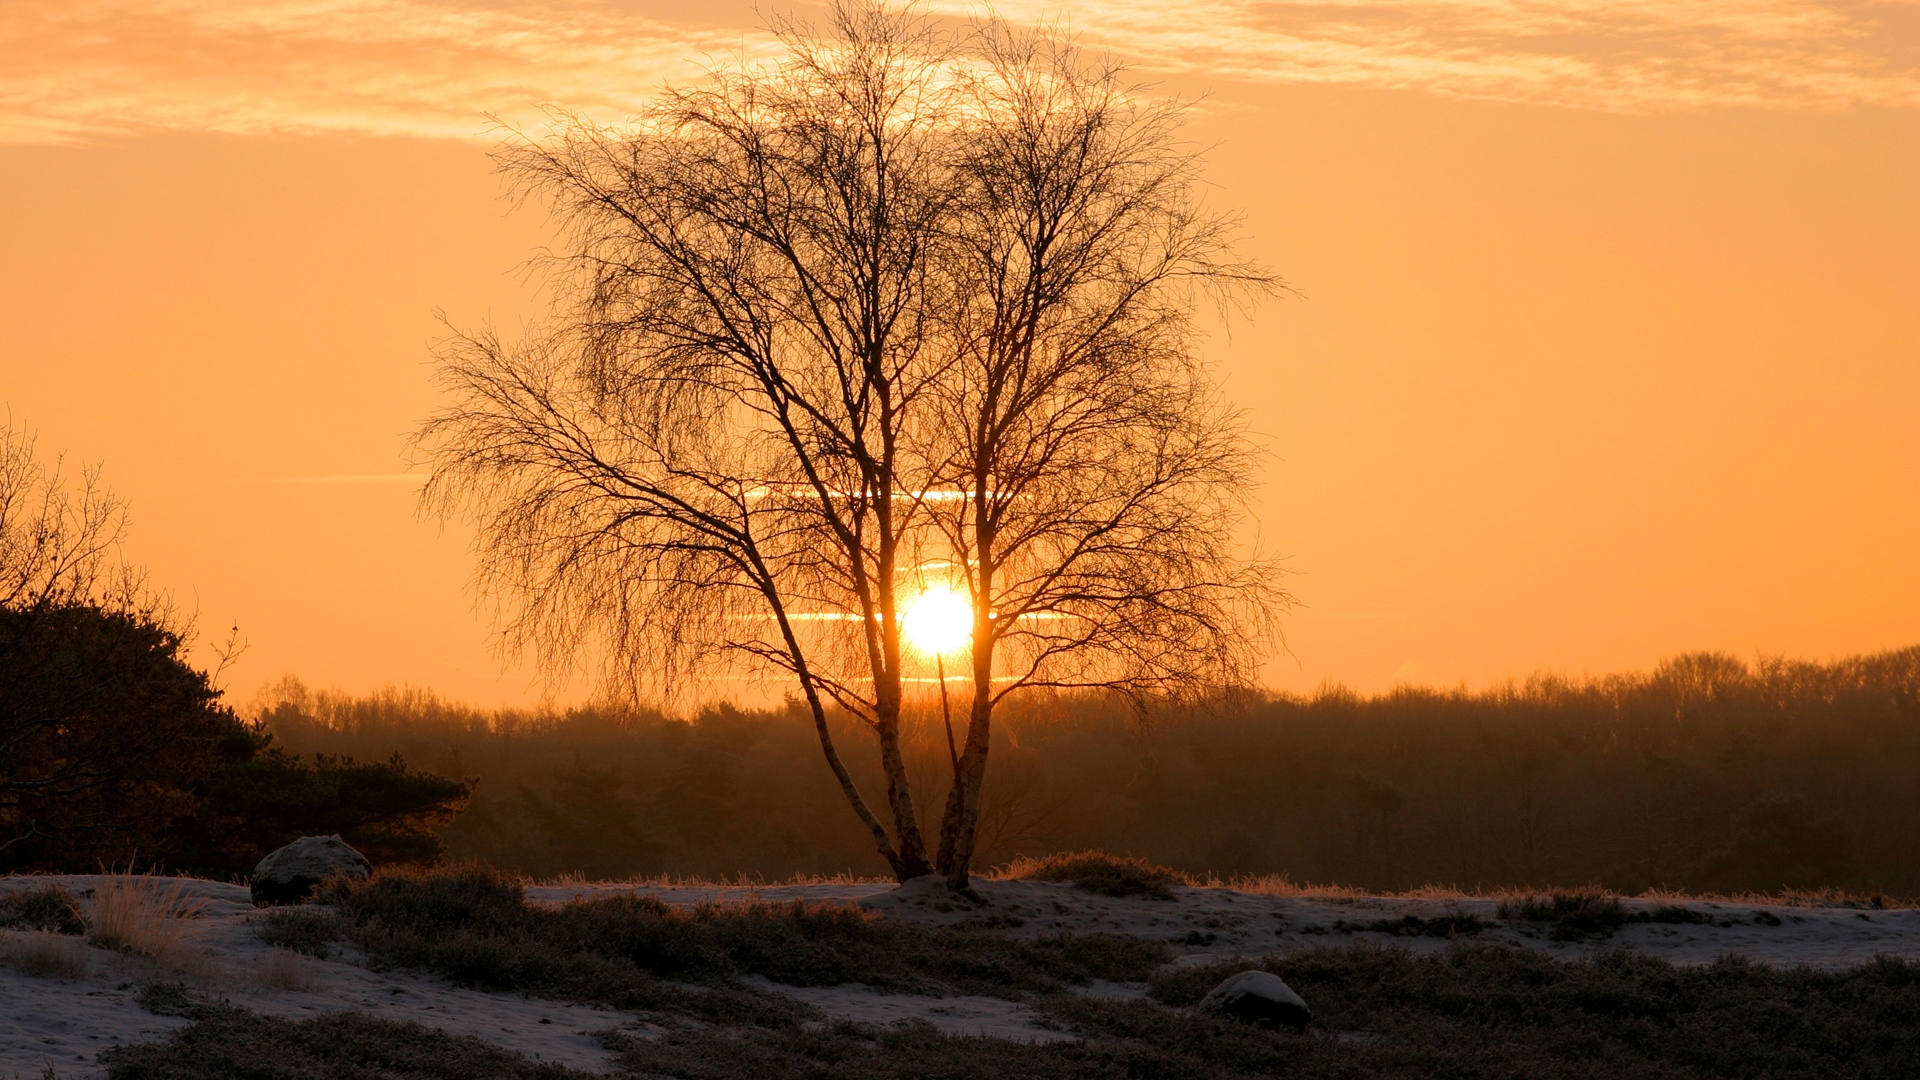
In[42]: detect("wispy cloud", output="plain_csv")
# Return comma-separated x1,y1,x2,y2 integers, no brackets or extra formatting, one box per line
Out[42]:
1,0,1912,145
253,473,422,484
0,0,766,144
960,0,1920,111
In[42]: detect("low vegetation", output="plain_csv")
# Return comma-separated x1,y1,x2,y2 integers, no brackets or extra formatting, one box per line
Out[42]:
0,930,90,980
1498,889,1738,941
174,900,1920,1080
0,882,87,934
592,940,1920,1080
282,866,1166,1026
103,998,592,1080
1001,850,1186,899
1333,912,1494,938
77,856,1903,1079
1139,944,1920,1079
86,873,206,957
255,907,339,959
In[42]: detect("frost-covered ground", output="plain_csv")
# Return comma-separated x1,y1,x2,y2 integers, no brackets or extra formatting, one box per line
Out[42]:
7,873,1919,1078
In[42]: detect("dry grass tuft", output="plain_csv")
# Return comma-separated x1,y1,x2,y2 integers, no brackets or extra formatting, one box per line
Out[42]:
0,930,91,979
1636,884,1899,909
1219,873,1372,900
87,872,208,958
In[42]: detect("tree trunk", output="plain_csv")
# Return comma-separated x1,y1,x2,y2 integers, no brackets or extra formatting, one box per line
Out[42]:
772,603,905,879
876,693,934,880
936,614,996,887
939,682,993,888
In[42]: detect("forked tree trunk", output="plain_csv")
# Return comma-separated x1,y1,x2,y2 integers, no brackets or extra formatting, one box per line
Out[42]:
772,600,906,878
935,573,997,886
798,682,905,879
937,680,994,888
873,541,934,881
876,699,934,880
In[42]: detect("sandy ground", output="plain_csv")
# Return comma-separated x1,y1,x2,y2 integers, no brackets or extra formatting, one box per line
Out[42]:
8,874,1920,1078
2,876,623,1078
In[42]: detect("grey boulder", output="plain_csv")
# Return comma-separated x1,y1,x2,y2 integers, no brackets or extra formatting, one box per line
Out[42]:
1198,970,1312,1030
251,835,371,907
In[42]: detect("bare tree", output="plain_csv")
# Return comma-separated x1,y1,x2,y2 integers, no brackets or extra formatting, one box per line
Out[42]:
418,3,960,880
0,421,168,858
416,2,1285,886
0,419,134,612
0,419,129,855
918,29,1285,885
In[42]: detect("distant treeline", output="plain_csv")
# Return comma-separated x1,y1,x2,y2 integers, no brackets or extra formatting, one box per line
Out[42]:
254,646,1920,894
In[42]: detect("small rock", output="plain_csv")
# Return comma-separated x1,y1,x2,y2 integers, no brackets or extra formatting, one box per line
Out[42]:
251,835,371,907
1198,970,1311,1031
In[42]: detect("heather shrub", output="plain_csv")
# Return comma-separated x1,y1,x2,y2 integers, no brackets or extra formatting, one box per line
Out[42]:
0,883,86,934
1001,851,1185,899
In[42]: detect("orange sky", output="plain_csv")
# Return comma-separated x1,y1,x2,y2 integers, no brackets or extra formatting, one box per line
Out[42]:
2,1,1915,705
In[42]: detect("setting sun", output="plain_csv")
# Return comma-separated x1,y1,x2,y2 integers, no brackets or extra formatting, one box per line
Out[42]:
902,586,972,656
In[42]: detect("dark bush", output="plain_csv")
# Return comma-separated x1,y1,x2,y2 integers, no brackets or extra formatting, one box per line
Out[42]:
0,603,247,871
1340,913,1490,938
1646,904,1715,925
165,749,473,873
0,603,472,878
0,883,86,934
322,863,528,936
1499,889,1630,941
255,908,341,959
1005,850,1185,899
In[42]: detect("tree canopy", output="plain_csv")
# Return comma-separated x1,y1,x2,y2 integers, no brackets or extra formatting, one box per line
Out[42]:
417,2,1286,885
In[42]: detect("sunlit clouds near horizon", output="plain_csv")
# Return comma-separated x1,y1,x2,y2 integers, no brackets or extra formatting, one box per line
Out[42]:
3,0,1914,145
0,0,764,144
972,0,1920,111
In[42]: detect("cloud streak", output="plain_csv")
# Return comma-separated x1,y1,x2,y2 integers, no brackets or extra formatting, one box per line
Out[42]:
966,0,1920,111
0,0,764,144
2,0,1914,144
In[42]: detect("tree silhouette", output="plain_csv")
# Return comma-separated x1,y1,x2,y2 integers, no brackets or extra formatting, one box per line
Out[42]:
0,423,471,873
921,26,1284,884
0,417,137,613
416,2,1284,885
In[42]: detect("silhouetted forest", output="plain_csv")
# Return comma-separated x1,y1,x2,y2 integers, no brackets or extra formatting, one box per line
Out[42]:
253,645,1920,895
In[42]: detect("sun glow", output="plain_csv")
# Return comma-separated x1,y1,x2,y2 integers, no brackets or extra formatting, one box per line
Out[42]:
902,586,972,656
